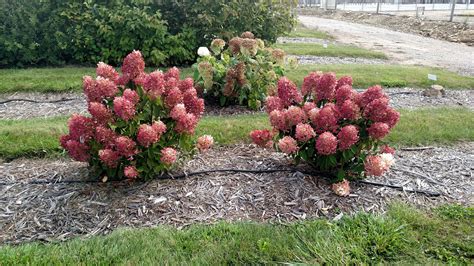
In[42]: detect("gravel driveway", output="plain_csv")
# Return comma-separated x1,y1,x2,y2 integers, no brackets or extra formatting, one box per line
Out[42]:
298,16,474,76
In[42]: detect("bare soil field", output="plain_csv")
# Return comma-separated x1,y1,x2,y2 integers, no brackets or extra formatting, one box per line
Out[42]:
298,9,474,46
298,15,474,76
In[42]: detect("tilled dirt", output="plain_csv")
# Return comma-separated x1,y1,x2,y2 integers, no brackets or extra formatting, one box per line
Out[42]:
298,9,474,46
298,15,474,76
0,144,472,245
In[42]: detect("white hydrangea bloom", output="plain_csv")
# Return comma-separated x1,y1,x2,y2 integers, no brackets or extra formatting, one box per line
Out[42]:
380,153,395,169
197,47,211,57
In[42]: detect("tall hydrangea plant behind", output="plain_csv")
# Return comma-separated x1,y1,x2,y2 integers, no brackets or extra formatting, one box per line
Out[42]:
193,31,293,110
250,72,400,196
60,51,213,180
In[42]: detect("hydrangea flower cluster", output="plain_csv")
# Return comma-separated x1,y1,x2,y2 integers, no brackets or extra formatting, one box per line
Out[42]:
61,51,212,180
250,72,400,196
194,32,289,110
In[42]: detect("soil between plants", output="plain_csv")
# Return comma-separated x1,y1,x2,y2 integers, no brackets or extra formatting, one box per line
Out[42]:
0,143,472,245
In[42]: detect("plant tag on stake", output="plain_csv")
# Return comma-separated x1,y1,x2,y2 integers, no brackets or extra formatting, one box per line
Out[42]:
323,43,328,48
428,74,437,81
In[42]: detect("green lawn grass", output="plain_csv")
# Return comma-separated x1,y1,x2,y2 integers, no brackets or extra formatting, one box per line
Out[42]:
0,67,194,94
286,23,334,40
0,203,472,264
276,43,387,59
1,107,472,159
292,64,474,89
1,64,473,94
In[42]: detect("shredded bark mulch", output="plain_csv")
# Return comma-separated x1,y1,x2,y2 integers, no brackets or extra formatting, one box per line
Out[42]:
1,90,473,120
1,144,472,245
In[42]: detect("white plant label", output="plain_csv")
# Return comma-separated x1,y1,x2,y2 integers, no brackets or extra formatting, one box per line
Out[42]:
428,74,437,81
323,43,328,48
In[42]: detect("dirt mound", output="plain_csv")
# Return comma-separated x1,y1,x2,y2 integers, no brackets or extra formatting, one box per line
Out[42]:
298,9,474,46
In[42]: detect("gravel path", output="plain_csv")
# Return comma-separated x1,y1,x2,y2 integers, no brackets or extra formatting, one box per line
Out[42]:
298,16,474,76
1,89,472,119
0,143,472,244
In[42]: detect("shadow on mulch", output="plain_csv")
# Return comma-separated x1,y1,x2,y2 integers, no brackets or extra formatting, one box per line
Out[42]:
1,144,470,245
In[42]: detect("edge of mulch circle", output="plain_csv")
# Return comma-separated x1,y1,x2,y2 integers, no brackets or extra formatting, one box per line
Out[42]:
2,143,472,245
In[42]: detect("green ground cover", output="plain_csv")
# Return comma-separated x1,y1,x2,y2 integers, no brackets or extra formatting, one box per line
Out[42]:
286,23,334,40
0,107,472,159
1,64,472,94
0,204,472,265
276,42,387,59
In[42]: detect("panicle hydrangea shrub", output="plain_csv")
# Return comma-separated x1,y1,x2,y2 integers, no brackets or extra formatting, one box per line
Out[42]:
250,72,400,196
61,51,213,180
193,32,295,110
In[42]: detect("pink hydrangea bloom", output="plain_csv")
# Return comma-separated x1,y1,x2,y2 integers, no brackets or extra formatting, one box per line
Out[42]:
382,108,400,128
115,136,138,157
336,76,353,89
338,100,360,121
121,50,145,79
337,125,359,150
315,72,337,101
367,122,390,139
332,179,350,197
278,136,299,154
380,144,395,155
197,135,214,152
364,155,386,176
137,124,159,147
152,120,167,135
269,110,288,131
64,140,90,162
88,102,112,124
250,129,274,147
68,114,94,142
295,123,316,142
303,102,317,114
160,147,178,165
99,148,120,167
123,88,139,105
170,104,187,121
133,72,146,86
115,75,130,86
277,77,302,107
311,103,339,133
359,85,387,108
265,96,283,113
164,87,183,108
285,106,306,127
164,77,178,93
96,62,119,82
143,70,165,100
164,67,180,81
183,91,204,117
316,131,338,155
302,72,322,96
335,85,356,104
113,96,136,121
178,78,194,93
175,113,198,134
83,76,119,103
124,165,139,179
363,98,389,122
59,135,71,149
94,126,117,147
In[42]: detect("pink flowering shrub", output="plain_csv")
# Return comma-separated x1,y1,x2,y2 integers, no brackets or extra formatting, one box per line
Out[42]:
193,32,293,110
250,72,400,194
61,51,212,180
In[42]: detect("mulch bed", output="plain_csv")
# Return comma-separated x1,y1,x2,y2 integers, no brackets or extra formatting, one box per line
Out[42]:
1,89,473,120
1,144,472,245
